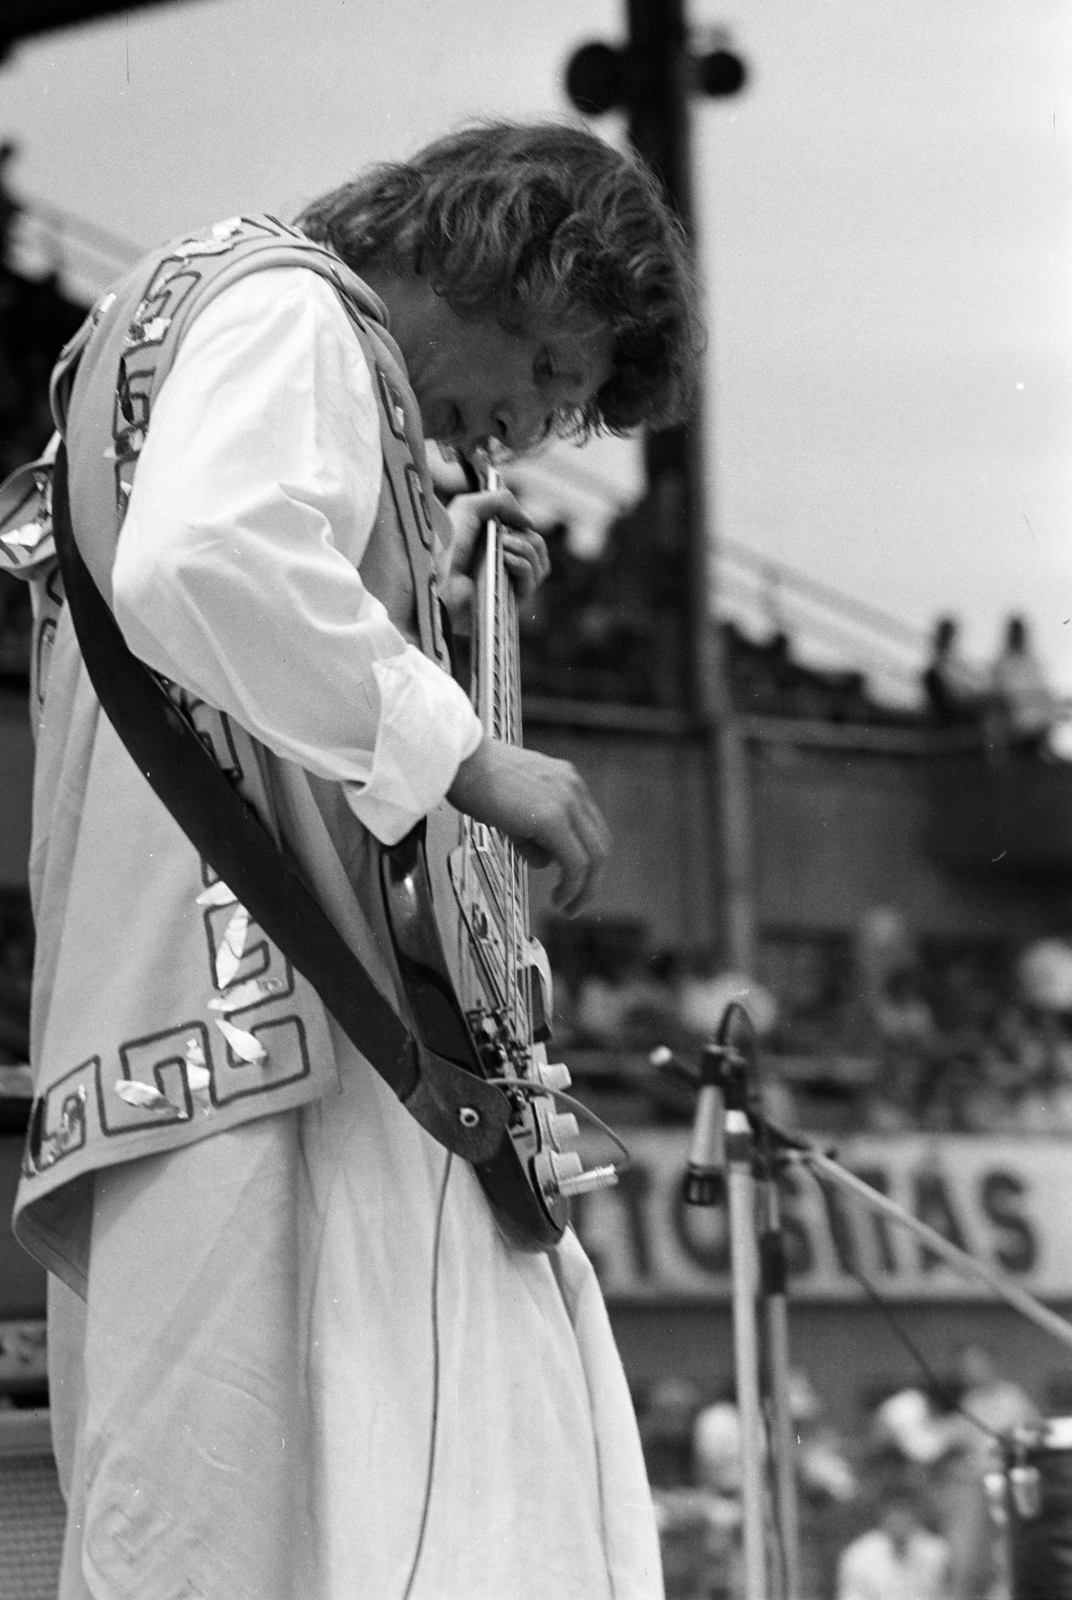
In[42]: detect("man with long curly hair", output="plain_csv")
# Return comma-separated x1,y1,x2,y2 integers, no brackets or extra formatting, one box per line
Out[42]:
3,121,700,1598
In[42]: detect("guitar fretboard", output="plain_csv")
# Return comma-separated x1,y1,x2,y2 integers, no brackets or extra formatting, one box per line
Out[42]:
467,468,532,1048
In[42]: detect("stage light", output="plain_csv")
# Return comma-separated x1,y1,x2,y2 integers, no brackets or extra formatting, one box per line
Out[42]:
696,48,747,98
565,42,627,117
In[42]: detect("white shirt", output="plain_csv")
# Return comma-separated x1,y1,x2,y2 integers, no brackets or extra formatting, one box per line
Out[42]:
837,1527,951,1600
111,267,482,845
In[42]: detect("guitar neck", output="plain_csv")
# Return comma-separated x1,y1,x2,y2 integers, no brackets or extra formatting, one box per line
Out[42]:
468,464,533,1041
472,467,523,750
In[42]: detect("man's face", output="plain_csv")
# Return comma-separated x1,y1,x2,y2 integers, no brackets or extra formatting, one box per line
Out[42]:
391,284,614,458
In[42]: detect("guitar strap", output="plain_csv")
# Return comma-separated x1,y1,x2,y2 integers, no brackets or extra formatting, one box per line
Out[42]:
48,440,509,1166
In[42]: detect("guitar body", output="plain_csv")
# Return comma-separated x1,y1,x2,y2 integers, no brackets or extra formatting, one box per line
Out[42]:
381,807,568,1251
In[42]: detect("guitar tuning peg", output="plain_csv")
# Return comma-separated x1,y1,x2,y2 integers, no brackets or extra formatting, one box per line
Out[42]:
547,1111,580,1149
536,1061,571,1092
549,1150,583,1185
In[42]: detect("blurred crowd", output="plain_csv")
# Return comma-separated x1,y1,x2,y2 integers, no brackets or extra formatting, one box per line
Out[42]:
922,613,1063,758
639,1341,1041,1600
546,906,1072,1137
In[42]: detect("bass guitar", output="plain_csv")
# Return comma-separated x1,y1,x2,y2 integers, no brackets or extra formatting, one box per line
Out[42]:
380,462,618,1250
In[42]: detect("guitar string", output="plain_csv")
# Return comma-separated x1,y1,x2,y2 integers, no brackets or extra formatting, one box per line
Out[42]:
468,487,540,1087
506,574,528,1043
496,529,524,1044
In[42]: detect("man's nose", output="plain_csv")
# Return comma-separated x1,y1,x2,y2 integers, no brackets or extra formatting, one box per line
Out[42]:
494,400,551,453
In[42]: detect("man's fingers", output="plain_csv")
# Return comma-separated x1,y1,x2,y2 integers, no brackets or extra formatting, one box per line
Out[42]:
502,530,550,599
447,742,611,916
550,833,607,917
473,488,533,532
553,853,606,917
538,782,611,917
447,490,543,584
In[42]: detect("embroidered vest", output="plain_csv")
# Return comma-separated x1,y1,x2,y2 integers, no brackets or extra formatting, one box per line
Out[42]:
0,215,455,1293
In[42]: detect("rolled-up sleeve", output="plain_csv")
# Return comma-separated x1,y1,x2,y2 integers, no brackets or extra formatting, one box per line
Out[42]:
111,267,482,844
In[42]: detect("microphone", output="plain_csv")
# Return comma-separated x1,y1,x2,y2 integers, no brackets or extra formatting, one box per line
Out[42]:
651,1003,758,1208
685,1001,758,1207
684,1044,726,1206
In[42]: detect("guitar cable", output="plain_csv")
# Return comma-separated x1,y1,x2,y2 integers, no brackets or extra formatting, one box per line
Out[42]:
401,1149,454,1600
482,1075,633,1177
398,1082,626,1598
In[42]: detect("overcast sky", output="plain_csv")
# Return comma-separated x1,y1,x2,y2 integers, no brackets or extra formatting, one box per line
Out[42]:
2,0,1070,695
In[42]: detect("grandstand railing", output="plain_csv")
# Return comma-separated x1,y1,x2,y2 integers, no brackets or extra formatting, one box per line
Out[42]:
9,191,141,305
510,449,990,714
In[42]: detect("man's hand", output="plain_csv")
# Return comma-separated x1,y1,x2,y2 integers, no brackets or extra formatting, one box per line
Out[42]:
441,488,550,630
447,738,610,917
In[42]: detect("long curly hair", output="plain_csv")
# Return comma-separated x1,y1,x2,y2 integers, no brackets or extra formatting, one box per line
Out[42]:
295,121,703,439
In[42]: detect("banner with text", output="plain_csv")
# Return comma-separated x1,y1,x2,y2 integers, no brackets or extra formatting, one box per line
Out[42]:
571,1132,1072,1303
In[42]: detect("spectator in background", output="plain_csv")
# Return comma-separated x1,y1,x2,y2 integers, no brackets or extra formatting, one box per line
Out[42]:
676,953,778,1042
790,1369,859,1507
952,1341,1038,1469
837,1488,952,1600
922,616,984,729
855,907,938,1126
635,1377,722,1600
1005,935,1072,1130
692,1371,857,1507
638,1376,705,1491
930,1343,1038,1600
1017,932,1072,1017
692,1393,749,1501
572,949,683,1049
989,614,1060,756
869,1385,960,1473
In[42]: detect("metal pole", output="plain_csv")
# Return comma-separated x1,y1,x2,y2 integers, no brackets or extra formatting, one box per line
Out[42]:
623,0,757,972
758,1166,801,1600
725,1111,767,1600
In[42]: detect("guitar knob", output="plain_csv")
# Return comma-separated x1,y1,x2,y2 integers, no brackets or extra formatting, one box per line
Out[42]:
557,1164,619,1198
549,1150,584,1187
547,1112,580,1149
537,1061,572,1092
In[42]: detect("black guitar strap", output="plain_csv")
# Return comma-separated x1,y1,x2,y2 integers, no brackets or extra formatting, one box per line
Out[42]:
49,441,508,1164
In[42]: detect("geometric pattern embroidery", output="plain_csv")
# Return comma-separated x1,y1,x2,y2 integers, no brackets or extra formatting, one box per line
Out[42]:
20,216,439,1186
377,368,408,440
22,1057,95,1178
210,1013,311,1107
404,463,435,554
200,891,293,1000
110,1023,210,1130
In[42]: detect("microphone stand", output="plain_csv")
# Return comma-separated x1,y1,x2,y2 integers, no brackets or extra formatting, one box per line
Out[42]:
759,1117,1072,1355
665,1011,1072,1600
679,1004,777,1600
724,1063,768,1600
755,1122,802,1600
